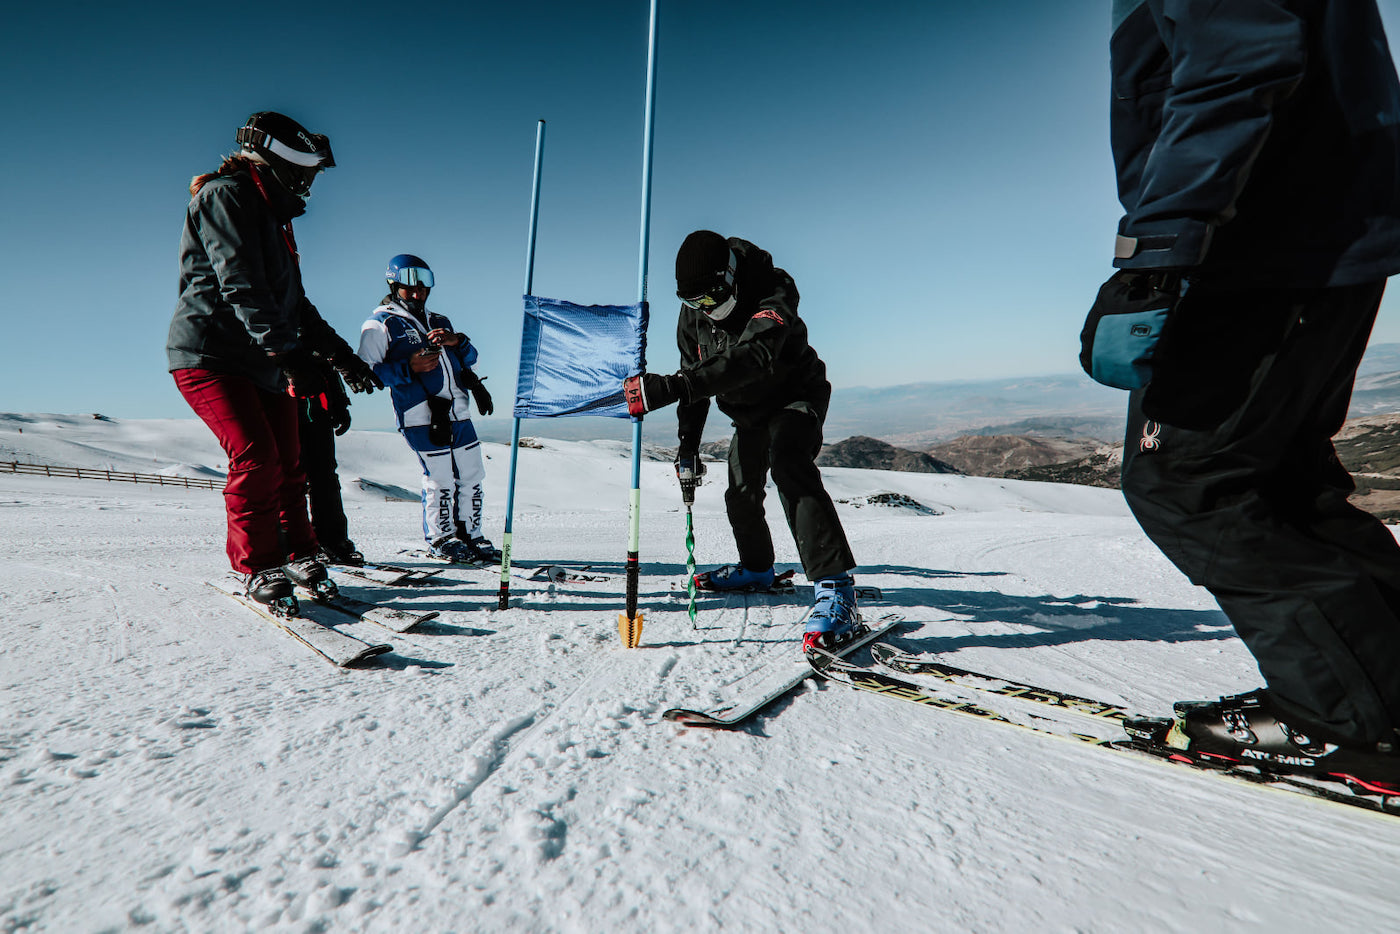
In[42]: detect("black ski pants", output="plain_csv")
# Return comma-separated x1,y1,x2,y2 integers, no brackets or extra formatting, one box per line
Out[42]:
297,403,350,549
1121,278,1400,743
726,397,855,582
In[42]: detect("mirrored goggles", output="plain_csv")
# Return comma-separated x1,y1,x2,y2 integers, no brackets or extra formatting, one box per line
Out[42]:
678,282,732,310
391,267,435,288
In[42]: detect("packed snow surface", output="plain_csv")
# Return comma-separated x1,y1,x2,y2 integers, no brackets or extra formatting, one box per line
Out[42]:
2,413,1398,932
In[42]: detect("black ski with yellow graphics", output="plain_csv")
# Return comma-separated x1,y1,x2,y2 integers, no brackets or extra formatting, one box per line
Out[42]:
812,649,1400,821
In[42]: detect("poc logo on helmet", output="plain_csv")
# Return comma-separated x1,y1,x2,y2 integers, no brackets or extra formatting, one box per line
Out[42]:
1130,324,1153,337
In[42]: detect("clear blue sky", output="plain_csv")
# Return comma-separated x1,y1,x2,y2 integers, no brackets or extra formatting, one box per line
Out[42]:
6,1,1400,431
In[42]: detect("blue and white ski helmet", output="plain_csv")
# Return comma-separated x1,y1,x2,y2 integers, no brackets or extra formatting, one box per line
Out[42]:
386,254,434,289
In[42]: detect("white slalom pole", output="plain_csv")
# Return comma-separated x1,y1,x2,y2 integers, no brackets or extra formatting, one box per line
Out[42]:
499,119,546,611
619,0,659,649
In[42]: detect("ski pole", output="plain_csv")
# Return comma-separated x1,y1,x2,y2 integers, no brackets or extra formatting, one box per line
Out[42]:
618,0,660,650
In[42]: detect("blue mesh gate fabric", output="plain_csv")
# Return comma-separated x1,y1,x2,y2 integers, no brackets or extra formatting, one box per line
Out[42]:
513,295,649,419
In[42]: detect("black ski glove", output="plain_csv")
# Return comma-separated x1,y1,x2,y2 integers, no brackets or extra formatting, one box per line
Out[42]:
328,394,351,436
1079,270,1181,390
270,347,327,398
624,372,690,416
333,351,383,394
461,370,494,416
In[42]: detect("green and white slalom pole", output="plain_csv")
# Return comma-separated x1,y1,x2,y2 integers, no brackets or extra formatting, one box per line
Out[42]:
683,474,697,629
618,0,659,649
498,119,546,611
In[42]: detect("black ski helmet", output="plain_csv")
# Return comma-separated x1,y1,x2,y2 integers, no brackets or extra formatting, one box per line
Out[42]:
675,230,732,297
236,112,335,197
675,230,737,319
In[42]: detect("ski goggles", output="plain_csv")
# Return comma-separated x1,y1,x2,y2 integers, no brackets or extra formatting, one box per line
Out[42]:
678,282,733,311
677,248,737,310
237,126,335,168
390,266,435,289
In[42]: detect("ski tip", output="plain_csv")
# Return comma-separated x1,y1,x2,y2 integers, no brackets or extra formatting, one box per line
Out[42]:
345,643,394,667
662,709,736,728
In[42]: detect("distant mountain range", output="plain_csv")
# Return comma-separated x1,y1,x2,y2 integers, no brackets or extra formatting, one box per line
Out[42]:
816,436,959,474
475,342,1400,522
476,342,1400,448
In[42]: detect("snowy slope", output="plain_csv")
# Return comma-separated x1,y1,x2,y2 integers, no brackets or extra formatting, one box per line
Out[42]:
2,414,1399,933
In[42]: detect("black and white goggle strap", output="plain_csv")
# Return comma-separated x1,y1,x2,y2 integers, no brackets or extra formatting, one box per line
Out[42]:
237,126,334,168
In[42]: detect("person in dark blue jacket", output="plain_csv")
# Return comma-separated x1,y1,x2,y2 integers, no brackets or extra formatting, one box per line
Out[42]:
1082,0,1400,783
358,255,498,564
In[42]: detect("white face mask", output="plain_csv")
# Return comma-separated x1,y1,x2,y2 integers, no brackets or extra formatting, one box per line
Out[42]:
705,293,738,322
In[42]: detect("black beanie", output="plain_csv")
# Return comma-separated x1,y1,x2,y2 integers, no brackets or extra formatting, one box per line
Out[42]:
675,230,730,295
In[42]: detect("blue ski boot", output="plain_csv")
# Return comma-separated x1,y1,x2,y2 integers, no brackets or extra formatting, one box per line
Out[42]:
694,564,776,592
803,573,862,653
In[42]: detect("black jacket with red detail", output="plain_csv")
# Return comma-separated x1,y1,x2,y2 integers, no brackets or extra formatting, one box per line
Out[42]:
674,238,828,452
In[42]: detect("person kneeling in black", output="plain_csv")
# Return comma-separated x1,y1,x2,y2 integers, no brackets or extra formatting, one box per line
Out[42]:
624,230,859,653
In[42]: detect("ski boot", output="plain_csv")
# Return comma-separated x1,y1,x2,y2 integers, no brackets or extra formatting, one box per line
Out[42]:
802,573,864,654
1139,689,1400,787
430,538,485,565
693,564,777,592
464,536,502,564
318,539,365,567
284,555,338,601
245,568,298,617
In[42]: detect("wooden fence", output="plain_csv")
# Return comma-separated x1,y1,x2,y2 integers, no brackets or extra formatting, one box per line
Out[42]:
0,460,222,491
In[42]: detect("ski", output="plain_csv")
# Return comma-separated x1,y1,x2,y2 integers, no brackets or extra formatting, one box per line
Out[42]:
693,568,797,594
299,587,439,634
207,578,392,667
813,655,1400,820
396,549,603,582
870,644,1129,726
329,561,443,586
524,564,612,583
398,547,496,570
662,614,903,728
691,569,882,600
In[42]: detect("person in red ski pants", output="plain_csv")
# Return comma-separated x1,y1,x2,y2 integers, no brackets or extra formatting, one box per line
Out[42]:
166,111,379,606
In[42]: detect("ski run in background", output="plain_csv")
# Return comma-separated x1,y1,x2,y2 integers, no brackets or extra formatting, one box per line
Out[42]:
3,413,1399,932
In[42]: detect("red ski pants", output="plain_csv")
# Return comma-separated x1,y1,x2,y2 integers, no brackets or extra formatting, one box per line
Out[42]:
174,368,318,574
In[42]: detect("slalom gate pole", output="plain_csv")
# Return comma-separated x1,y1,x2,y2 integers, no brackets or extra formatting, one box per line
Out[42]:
618,0,659,649
684,498,697,629
499,119,546,611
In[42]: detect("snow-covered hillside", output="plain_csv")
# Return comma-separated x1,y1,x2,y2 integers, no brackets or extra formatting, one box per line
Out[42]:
3,413,1398,932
